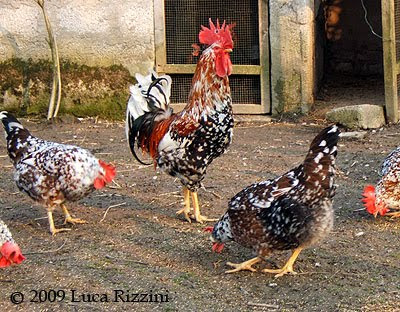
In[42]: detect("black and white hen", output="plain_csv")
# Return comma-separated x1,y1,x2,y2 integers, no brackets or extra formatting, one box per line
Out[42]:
206,125,340,277
0,111,116,235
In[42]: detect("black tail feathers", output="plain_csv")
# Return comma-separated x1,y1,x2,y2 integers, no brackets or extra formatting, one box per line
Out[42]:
0,111,25,136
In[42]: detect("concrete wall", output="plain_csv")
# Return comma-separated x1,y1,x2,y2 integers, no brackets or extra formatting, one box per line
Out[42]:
269,0,315,115
0,0,320,115
0,0,154,75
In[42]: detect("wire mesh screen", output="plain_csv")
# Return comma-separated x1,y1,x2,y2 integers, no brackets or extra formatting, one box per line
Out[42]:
164,0,260,65
395,0,400,61
169,74,261,104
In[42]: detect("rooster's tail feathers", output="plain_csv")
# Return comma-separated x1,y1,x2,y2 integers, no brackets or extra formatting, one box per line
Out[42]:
127,70,172,120
126,71,173,164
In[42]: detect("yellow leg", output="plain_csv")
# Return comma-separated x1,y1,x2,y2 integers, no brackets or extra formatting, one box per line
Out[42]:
191,191,217,223
61,204,87,225
176,187,192,222
386,211,400,218
225,257,261,274
47,210,71,236
262,247,303,278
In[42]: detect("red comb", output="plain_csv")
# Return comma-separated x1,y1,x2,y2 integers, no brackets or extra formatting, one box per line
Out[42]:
0,242,25,267
199,18,233,49
362,185,389,217
203,226,213,233
99,160,116,183
212,242,224,253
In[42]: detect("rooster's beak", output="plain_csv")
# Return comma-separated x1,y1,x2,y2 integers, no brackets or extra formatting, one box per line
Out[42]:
373,210,379,218
224,48,232,53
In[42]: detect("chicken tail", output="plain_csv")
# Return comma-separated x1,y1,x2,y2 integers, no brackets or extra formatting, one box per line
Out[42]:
0,111,28,138
302,124,341,196
0,111,32,164
126,71,174,164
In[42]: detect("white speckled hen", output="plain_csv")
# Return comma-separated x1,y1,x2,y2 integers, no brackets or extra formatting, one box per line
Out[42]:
0,218,25,268
362,146,400,218
206,125,340,277
0,111,116,235
126,19,234,223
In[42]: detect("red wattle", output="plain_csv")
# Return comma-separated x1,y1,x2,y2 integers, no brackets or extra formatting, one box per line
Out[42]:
203,227,213,233
94,177,106,189
216,52,232,77
212,242,224,253
0,256,11,268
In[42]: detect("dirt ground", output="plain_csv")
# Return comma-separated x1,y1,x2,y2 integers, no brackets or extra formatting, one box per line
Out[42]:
0,117,399,312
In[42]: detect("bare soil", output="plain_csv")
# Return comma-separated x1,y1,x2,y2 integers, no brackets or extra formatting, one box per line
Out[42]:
0,118,399,312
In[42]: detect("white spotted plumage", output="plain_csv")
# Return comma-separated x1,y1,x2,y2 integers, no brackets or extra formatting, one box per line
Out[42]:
211,125,340,257
0,219,14,246
0,112,106,206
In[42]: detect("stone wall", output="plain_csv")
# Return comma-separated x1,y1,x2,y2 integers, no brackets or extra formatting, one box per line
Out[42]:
0,0,340,116
0,0,154,75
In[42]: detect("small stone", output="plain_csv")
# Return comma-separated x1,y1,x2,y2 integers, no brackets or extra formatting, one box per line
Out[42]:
340,131,368,139
326,104,385,129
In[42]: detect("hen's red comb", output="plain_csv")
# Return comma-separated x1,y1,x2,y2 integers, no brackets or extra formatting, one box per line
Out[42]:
212,242,224,253
0,242,25,267
99,160,116,183
362,185,388,217
199,18,234,49
203,226,213,233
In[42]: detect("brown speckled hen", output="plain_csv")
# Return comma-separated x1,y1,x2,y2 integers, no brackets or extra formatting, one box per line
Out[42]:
126,19,234,223
206,125,340,277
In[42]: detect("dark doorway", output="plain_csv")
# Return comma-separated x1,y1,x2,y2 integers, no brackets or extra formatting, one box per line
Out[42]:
314,0,384,114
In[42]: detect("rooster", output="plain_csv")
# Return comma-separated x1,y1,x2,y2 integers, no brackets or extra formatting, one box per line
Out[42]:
126,19,234,223
205,125,340,277
0,111,116,235
362,146,400,218
0,218,25,268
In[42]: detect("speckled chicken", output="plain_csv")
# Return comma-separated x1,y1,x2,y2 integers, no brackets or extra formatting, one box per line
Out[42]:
362,146,400,218
206,125,340,277
126,19,234,223
0,111,116,235
0,218,25,268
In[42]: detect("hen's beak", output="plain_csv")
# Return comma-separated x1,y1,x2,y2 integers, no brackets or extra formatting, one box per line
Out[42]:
373,210,379,218
224,48,232,53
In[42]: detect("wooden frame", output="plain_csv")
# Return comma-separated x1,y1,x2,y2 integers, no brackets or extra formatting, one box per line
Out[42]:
154,0,270,114
382,0,399,123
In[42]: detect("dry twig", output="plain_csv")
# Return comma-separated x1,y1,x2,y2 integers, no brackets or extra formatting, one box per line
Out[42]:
100,202,126,222
25,240,67,255
247,302,280,309
35,0,62,119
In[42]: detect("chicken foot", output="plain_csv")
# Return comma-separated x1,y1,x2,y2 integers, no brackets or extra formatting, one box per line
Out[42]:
61,204,87,225
262,247,303,278
176,187,192,222
225,257,261,273
47,210,71,236
191,191,217,223
176,187,217,223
